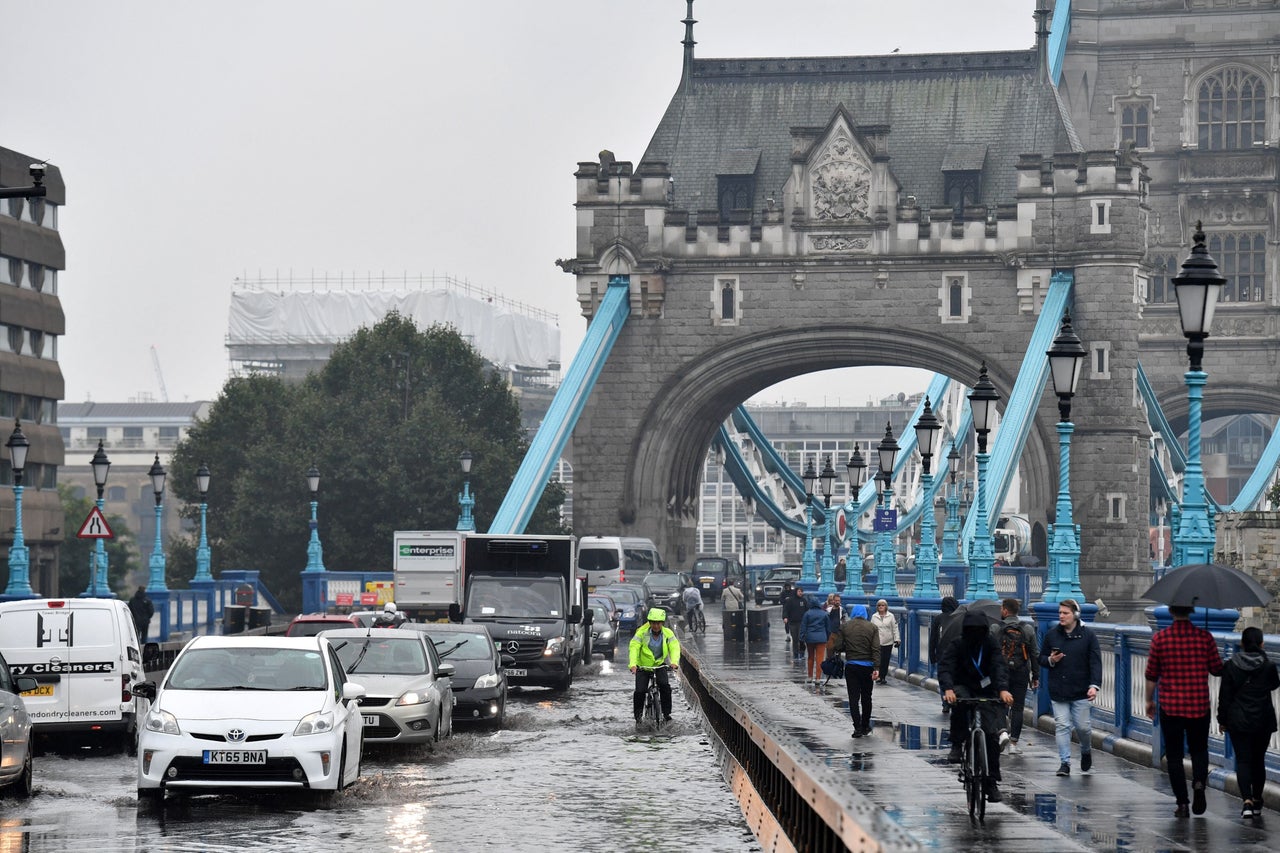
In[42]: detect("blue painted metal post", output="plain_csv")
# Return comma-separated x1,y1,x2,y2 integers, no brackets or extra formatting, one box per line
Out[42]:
800,495,817,587
816,456,838,597
940,446,962,565
193,462,213,582
2,419,34,598
1046,422,1084,601
82,440,112,598
914,470,941,598
456,481,476,532
304,465,326,573
874,479,897,597
966,364,999,601
147,500,168,592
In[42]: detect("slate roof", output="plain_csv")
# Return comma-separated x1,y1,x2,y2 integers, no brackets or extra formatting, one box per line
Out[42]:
642,49,1081,213
59,401,210,422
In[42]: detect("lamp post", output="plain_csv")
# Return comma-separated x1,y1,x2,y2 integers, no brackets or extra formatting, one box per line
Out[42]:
966,363,1000,600
874,423,900,597
456,450,476,532
800,456,818,586
1044,310,1087,602
941,444,963,564
145,455,168,592
304,464,326,572
816,456,837,595
82,440,112,597
192,461,213,583
912,399,943,598
845,445,867,594
2,420,34,598
1171,223,1225,566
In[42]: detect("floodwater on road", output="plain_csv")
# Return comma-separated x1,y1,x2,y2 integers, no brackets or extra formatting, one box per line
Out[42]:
1,657,761,853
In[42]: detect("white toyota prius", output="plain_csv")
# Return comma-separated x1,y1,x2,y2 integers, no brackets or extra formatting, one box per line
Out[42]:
133,635,365,807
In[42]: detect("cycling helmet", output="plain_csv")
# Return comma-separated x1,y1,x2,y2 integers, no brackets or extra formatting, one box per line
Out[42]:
646,608,667,622
384,602,398,614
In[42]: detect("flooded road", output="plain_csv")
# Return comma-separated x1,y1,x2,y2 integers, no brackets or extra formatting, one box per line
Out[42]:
1,658,761,853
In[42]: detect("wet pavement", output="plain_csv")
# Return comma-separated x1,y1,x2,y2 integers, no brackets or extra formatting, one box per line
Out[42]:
682,603,1274,852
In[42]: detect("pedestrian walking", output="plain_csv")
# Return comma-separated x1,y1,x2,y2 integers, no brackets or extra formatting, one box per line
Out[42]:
991,597,1038,755
870,599,899,684
1040,598,1101,778
782,586,807,662
829,603,879,737
929,595,961,713
825,592,844,635
1217,626,1279,820
1145,604,1224,817
800,595,832,685
128,586,154,643
722,578,745,611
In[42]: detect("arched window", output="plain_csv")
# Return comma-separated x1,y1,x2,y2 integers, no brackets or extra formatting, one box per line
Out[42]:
721,281,735,321
1197,68,1265,150
948,278,963,317
1148,254,1179,303
1120,102,1151,149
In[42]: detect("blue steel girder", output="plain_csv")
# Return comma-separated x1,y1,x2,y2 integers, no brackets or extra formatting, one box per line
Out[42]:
1049,0,1072,86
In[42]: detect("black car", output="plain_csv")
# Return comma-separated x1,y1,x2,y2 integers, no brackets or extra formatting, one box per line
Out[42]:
755,567,802,605
642,572,692,617
409,623,509,728
690,556,746,601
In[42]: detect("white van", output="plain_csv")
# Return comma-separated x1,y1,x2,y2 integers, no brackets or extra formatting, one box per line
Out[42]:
0,598,147,753
577,536,666,588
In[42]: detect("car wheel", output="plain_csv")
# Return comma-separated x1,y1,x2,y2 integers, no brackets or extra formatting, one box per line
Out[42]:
125,721,139,758
493,697,506,729
553,665,573,692
337,744,349,789
12,750,33,799
137,787,164,810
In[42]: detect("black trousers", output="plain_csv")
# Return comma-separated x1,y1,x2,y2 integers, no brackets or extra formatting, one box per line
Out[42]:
787,620,803,652
1005,675,1030,741
1159,712,1210,803
950,685,1003,781
633,668,672,718
846,664,875,731
1228,729,1271,802
878,645,893,680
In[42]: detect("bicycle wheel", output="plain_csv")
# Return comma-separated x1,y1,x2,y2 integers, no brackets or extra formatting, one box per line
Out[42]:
646,682,662,731
695,609,705,634
970,726,988,822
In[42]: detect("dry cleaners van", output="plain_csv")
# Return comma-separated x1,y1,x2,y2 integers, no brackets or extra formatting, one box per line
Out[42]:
0,598,146,752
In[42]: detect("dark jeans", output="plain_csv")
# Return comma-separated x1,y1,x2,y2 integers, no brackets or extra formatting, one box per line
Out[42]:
878,645,893,680
950,685,1003,781
1228,729,1271,802
1005,675,1030,741
633,668,672,719
846,664,875,731
787,621,802,653
1159,712,1210,803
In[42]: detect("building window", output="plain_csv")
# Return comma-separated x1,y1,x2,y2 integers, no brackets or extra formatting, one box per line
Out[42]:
1107,493,1126,523
1119,101,1152,149
107,486,127,502
87,427,106,441
1090,199,1112,234
7,258,22,287
7,326,23,354
721,281,735,321
717,176,754,224
940,273,970,323
1208,232,1266,302
123,427,143,447
1091,342,1111,380
1148,253,1179,303
29,264,44,293
712,276,741,326
1197,68,1266,150
943,171,981,211
160,426,181,445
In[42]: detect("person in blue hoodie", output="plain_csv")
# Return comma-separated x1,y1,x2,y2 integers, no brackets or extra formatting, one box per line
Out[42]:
800,595,833,686
828,604,880,737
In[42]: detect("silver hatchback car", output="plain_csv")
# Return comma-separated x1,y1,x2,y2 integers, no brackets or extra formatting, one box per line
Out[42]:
0,649,38,797
322,628,455,746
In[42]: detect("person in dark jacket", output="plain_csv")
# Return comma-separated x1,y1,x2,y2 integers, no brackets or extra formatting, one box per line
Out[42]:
1217,626,1279,820
1040,598,1102,778
800,595,832,686
929,596,960,713
782,586,808,662
829,603,879,737
128,586,154,642
939,611,1013,802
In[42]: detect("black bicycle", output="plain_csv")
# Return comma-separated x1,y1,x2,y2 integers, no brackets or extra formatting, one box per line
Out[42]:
637,664,672,731
684,605,706,635
952,696,1006,822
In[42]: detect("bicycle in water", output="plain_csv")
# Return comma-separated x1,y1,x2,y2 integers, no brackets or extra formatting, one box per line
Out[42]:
683,605,706,635
636,664,672,732
951,696,1007,822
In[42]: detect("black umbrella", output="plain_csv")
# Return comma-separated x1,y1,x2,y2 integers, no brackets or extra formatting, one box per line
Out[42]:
1142,563,1273,611
937,598,1004,652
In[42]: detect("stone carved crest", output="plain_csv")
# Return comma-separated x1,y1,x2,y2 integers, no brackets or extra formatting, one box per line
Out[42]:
808,129,871,222
1185,193,1269,226
810,234,871,252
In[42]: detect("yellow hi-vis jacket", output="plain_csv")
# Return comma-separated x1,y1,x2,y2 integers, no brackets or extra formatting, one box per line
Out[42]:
629,625,681,669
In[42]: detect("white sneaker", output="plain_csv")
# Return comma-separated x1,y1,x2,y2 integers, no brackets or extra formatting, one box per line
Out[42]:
1007,742,1022,755
998,731,1011,753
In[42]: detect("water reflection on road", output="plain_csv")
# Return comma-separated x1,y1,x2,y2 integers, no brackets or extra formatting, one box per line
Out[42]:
1,658,761,853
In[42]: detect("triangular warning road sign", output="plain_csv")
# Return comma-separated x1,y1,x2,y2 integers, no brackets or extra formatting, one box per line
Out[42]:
77,506,114,539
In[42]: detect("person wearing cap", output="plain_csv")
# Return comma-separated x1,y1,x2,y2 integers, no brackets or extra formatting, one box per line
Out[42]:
939,611,1014,802
1040,598,1102,779
629,607,681,724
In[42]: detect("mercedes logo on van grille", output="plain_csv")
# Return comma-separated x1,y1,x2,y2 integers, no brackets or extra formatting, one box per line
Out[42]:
225,729,247,743
506,641,520,655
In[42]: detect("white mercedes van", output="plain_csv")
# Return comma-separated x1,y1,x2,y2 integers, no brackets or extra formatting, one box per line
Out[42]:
0,598,147,753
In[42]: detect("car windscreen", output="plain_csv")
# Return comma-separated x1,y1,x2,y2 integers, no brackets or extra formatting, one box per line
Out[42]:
589,604,611,625
330,637,428,675
692,560,727,574
644,575,680,591
425,632,493,661
599,588,642,605
167,647,327,691
578,549,620,571
467,576,565,618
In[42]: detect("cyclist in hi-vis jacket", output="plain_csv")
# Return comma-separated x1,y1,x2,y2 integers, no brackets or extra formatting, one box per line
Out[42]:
629,608,681,723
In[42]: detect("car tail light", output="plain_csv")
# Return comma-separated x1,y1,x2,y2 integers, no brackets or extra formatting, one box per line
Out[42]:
122,674,133,702
619,569,626,583
46,600,67,608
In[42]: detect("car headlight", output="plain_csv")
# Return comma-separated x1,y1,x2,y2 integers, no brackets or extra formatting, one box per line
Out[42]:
544,636,566,655
145,708,181,735
622,608,635,618
294,710,336,736
395,691,427,706
597,629,613,641
755,585,763,593
474,672,500,689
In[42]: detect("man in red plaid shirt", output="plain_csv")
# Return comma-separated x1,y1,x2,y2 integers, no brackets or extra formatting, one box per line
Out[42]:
1144,605,1224,817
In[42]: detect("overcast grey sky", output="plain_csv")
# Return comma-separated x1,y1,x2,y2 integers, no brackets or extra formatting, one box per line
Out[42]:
2,0,1033,406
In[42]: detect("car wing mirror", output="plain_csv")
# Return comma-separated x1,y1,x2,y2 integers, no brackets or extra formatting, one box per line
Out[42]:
132,681,157,701
437,663,455,680
15,676,39,694
342,681,366,701
500,653,517,668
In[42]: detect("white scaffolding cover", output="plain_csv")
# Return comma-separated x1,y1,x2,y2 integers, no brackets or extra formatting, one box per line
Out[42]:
227,289,559,369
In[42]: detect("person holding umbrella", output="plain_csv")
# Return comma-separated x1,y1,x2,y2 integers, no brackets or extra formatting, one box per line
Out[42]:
1217,627,1279,820
1144,605,1224,817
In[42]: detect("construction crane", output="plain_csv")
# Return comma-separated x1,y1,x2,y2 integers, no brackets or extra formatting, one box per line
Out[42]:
151,345,169,403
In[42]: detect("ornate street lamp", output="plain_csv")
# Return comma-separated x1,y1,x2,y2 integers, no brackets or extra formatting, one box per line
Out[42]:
456,450,476,532
304,464,326,572
1044,310,1087,601
874,423,900,597
966,363,1000,599
83,440,112,596
941,444,963,564
1171,223,1225,566
817,456,838,594
2,420,33,597
145,455,169,592
192,462,213,582
845,445,867,585
800,456,818,585
912,399,943,598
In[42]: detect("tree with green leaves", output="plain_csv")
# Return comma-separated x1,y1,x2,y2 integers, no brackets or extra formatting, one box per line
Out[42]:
57,484,138,596
166,313,566,609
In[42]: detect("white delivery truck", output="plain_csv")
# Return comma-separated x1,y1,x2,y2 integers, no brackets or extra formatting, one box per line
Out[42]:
393,530,464,622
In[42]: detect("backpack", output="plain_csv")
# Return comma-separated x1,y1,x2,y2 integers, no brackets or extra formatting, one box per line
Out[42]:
1000,622,1030,670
